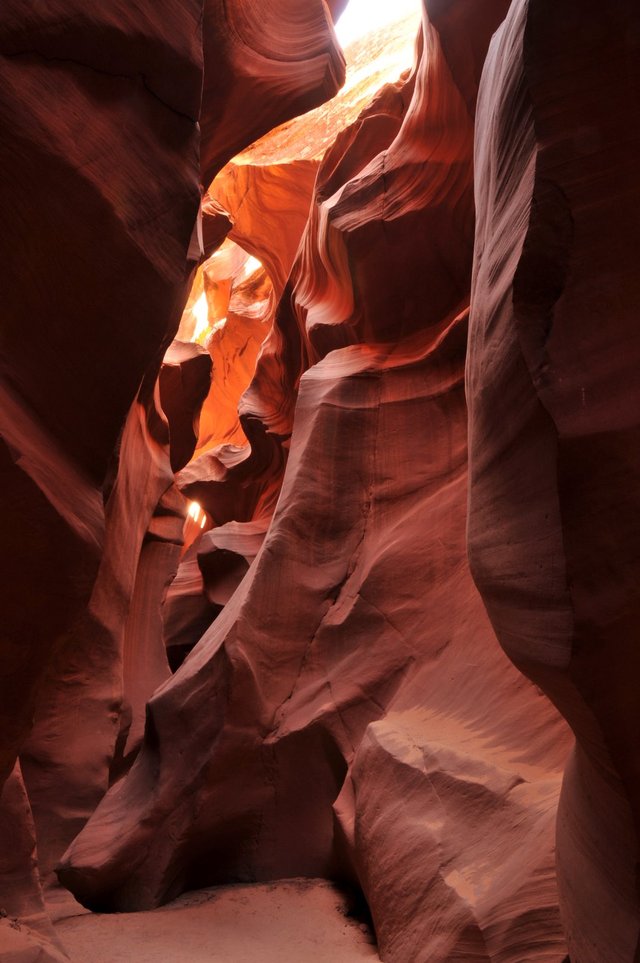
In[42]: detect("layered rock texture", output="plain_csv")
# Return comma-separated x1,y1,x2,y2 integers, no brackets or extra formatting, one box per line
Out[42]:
167,14,424,669
0,1,342,959
2,2,639,963
467,1,640,959
60,2,568,961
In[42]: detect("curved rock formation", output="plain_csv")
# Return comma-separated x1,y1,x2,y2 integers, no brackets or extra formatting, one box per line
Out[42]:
185,251,274,457
0,0,344,954
0,764,68,963
199,0,345,183
467,1,640,960
3,0,637,960
20,382,180,884
0,0,199,792
167,19,423,645
164,12,424,671
59,5,574,962
209,162,319,301
159,341,212,473
0,6,208,915
180,6,423,529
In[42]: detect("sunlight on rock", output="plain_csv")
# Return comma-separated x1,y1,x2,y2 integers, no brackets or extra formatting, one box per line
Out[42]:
191,293,210,343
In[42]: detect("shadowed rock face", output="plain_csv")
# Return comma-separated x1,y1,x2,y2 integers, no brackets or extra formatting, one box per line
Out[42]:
199,0,345,183
2,2,638,962
58,4,579,961
19,382,179,885
0,764,69,963
467,2,640,960
0,0,200,793
0,0,343,956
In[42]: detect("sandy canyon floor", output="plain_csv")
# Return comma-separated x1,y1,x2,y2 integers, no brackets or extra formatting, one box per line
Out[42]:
51,878,379,963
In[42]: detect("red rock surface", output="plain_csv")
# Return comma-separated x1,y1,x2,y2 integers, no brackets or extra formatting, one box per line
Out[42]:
19,383,182,886
210,163,319,300
0,0,343,956
180,5,423,513
59,4,577,961
0,764,68,962
166,18,423,647
159,341,212,472
199,0,345,183
179,249,274,456
234,11,420,167
0,9,203,918
467,1,640,959
3,1,638,961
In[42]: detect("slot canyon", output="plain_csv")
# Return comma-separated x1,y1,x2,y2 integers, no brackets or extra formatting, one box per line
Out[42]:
1,0,639,960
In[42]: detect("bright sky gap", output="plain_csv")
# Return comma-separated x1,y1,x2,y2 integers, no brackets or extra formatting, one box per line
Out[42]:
334,0,422,47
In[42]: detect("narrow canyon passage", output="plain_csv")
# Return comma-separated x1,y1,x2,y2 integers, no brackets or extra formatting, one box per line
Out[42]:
1,2,640,963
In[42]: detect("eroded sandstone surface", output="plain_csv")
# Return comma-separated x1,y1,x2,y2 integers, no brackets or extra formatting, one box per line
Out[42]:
0,1,342,959
468,1,640,959
60,3,576,961
1,2,639,962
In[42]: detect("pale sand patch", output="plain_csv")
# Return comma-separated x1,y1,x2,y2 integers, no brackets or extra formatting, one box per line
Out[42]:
52,879,379,963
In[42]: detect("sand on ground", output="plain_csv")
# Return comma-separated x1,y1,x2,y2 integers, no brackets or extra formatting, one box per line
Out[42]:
52,878,379,963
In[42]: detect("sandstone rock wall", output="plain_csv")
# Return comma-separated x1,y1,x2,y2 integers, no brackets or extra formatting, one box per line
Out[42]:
2,2,638,961
467,1,640,959
0,1,343,957
59,5,579,962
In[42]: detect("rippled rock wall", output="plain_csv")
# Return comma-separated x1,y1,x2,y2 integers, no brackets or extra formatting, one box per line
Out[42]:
2,2,639,962
0,1,342,958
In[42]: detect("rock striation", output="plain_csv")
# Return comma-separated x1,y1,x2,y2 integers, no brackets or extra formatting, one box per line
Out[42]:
0,0,343,957
2,1,638,961
59,3,578,961
199,0,345,183
467,1,640,960
165,19,424,665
